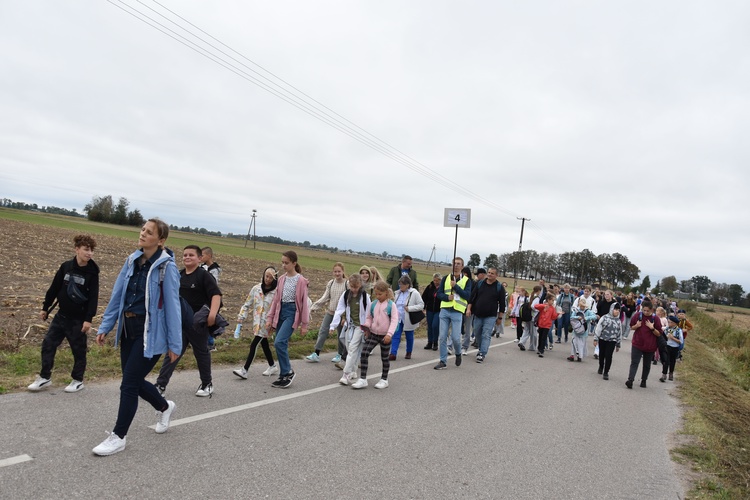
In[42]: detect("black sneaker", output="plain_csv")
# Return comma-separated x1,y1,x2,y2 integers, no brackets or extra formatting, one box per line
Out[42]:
434,361,447,370
538,352,544,358
156,384,166,396
597,368,603,375
603,373,609,380
518,344,526,351
277,372,295,389
625,380,633,389
640,380,647,388
271,377,285,388
455,353,462,366
476,354,484,363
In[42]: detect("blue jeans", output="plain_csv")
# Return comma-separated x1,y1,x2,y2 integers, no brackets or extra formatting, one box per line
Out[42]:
438,308,463,363
113,317,168,438
473,315,495,356
557,312,571,340
426,310,439,345
274,302,297,376
390,322,414,356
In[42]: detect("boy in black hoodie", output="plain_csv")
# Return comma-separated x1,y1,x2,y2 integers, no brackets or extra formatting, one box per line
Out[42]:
28,235,99,393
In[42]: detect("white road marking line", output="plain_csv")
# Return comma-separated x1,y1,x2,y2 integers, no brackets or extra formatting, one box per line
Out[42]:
0,454,33,468
152,338,517,430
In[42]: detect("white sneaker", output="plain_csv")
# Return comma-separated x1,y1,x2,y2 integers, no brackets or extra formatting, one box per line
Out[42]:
92,433,126,456
351,378,368,389
195,382,214,397
233,367,248,379
155,400,176,434
28,376,51,392
374,379,389,389
339,375,350,386
262,364,279,376
64,380,84,393
305,353,320,362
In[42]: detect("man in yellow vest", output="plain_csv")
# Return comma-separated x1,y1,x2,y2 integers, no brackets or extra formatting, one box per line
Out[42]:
434,256,473,370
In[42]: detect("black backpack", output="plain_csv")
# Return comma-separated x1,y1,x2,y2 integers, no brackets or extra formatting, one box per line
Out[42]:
520,299,532,322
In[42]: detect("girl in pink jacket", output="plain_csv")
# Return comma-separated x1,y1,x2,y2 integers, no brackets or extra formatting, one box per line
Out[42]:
351,281,399,390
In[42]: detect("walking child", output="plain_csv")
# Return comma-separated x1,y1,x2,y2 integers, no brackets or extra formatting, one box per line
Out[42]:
351,281,398,389
659,316,683,382
232,267,279,380
29,235,99,393
307,262,348,364
534,294,559,357
593,303,622,380
330,273,371,385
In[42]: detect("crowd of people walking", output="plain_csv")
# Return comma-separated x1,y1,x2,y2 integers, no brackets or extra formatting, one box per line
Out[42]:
27,234,692,457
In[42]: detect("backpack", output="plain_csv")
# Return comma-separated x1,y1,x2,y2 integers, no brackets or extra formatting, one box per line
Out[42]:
370,299,394,318
520,299,532,322
158,263,195,331
570,316,586,335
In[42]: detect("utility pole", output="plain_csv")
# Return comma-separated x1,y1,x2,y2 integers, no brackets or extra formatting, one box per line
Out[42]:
426,244,437,270
244,209,257,249
512,217,530,292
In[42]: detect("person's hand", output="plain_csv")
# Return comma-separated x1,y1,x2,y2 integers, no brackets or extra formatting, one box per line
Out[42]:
329,329,336,335
465,307,472,317
167,350,179,363
81,321,92,334
383,334,392,345
96,333,106,346
208,312,216,327
268,326,275,335
593,340,598,346
300,327,308,337
634,319,642,329
448,294,454,301
39,311,48,321
616,346,620,352
645,319,654,330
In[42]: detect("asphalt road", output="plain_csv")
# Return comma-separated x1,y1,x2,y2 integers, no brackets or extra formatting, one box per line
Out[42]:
0,334,685,499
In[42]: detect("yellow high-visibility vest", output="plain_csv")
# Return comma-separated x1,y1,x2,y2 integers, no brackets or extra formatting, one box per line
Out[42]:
441,275,469,312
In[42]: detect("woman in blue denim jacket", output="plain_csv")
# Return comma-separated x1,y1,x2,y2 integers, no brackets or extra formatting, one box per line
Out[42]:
92,218,182,456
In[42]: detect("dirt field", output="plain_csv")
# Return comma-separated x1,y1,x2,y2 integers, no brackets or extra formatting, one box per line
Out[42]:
701,309,750,331
0,218,333,347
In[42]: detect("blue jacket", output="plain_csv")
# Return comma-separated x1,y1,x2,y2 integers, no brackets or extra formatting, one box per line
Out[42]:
100,247,182,357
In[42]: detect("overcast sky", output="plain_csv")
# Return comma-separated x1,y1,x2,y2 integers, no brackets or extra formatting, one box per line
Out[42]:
1,1,748,292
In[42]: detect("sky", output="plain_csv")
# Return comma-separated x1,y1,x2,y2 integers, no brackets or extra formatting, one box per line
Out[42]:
1,1,749,292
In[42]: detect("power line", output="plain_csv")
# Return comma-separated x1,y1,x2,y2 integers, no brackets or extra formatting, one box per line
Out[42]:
107,1,520,215
105,1,567,248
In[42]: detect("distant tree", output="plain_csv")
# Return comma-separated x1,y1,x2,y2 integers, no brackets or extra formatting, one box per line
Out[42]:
111,197,129,225
468,253,481,270
660,276,678,295
692,275,711,294
483,253,499,270
640,275,651,294
728,284,745,306
84,195,114,222
127,209,144,226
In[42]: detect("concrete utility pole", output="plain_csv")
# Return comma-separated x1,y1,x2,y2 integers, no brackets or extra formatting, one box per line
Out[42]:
512,217,530,292
244,209,257,249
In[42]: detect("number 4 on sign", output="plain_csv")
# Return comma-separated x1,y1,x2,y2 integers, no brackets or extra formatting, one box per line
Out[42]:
443,208,471,228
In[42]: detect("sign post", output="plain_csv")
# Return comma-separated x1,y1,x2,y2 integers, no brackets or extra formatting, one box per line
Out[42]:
443,208,471,267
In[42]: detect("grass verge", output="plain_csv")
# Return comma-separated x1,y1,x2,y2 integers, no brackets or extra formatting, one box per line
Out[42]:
0,332,355,394
672,303,750,498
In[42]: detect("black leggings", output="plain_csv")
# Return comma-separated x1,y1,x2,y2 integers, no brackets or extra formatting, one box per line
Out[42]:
516,319,523,340
360,334,390,380
244,336,275,370
598,340,617,374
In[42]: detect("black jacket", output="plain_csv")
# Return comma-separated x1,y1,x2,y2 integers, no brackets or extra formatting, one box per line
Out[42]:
42,257,100,322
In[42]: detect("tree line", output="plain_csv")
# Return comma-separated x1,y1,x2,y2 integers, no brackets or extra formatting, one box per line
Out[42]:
84,195,144,226
467,249,641,289
1,198,85,218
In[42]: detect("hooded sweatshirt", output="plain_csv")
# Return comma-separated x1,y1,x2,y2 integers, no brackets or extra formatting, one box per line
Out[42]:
594,303,623,346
